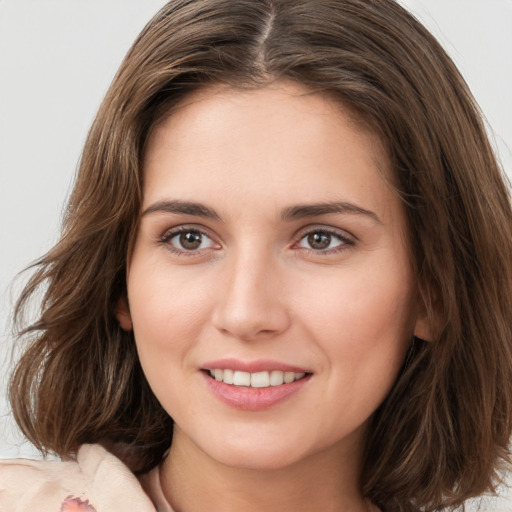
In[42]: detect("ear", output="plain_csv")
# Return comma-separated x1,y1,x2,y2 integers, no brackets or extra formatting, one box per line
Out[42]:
413,309,435,342
116,298,133,331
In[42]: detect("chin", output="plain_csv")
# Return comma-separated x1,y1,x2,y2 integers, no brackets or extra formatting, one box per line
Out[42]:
197,432,318,471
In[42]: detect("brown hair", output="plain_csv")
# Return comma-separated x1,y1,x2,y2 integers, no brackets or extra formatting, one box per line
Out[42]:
10,1,512,510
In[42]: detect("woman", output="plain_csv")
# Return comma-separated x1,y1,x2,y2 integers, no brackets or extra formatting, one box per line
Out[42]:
1,1,512,511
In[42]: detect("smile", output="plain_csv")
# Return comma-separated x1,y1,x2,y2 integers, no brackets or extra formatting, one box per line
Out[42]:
208,369,307,388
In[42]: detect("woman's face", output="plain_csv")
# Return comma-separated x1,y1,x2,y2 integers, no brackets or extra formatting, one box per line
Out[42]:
122,82,425,470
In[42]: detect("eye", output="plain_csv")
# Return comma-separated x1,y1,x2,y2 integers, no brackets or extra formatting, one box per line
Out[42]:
162,228,217,253
297,229,352,252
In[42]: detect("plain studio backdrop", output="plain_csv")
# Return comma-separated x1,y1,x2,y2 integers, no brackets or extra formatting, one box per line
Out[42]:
0,0,511,509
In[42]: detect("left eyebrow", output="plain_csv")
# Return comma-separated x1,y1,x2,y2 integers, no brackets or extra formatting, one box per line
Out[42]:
141,200,222,221
281,201,382,224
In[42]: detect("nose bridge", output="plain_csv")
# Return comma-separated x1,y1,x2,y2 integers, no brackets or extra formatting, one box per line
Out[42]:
212,243,290,340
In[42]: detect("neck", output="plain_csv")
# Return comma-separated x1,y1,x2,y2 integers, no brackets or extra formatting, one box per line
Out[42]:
159,426,373,512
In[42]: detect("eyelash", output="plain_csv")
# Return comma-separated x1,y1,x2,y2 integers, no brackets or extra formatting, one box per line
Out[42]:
160,226,218,257
159,226,355,257
295,227,355,255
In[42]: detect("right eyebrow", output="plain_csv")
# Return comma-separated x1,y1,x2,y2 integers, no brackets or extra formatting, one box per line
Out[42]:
281,201,382,224
141,200,223,221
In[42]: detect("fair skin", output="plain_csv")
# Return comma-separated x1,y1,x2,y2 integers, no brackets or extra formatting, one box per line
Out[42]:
118,82,430,512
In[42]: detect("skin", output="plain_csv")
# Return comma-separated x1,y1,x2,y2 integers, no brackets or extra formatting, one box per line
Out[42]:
118,81,430,512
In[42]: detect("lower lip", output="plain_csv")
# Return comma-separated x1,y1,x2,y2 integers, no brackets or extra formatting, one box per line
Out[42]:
202,372,311,411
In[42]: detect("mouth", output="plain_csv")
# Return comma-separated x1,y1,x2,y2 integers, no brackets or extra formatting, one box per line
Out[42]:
200,359,313,410
204,369,309,388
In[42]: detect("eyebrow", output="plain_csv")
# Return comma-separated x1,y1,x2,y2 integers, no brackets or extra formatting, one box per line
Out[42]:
141,199,381,224
141,200,222,221
281,201,382,224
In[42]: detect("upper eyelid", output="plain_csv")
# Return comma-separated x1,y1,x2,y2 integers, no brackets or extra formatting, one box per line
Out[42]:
160,224,217,241
294,224,357,242
157,223,356,247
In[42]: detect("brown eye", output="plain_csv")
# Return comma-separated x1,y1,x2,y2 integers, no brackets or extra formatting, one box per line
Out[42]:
164,229,216,252
298,229,349,252
307,232,332,250
179,231,203,250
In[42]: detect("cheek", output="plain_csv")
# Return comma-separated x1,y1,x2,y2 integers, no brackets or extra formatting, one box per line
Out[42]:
293,266,415,431
126,262,217,416
127,259,215,367
295,260,415,377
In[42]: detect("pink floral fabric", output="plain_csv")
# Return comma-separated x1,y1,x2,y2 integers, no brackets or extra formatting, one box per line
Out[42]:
60,496,97,512
0,444,161,512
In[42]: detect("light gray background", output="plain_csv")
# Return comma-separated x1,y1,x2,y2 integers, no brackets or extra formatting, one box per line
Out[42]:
1,0,511,509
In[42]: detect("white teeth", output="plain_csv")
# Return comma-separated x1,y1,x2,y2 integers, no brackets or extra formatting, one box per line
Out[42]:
223,368,234,384
208,369,307,388
251,371,270,388
233,371,251,386
270,370,284,386
284,372,295,384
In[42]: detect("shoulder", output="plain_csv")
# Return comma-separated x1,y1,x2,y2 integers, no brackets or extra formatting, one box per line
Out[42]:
0,444,156,512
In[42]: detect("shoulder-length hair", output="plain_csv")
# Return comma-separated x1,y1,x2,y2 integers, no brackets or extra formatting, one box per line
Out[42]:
10,1,512,510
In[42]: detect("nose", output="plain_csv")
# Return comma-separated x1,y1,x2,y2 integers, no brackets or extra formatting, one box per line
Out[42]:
211,251,291,341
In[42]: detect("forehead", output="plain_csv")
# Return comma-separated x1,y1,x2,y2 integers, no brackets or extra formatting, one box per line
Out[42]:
145,82,380,160
142,82,400,225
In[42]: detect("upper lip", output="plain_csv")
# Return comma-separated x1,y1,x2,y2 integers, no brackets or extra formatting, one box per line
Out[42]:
201,358,311,374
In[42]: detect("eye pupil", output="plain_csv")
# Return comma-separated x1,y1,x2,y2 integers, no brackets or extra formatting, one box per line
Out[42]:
180,231,202,250
308,232,331,250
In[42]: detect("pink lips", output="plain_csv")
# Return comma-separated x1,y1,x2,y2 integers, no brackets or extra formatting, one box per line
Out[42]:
201,358,312,411
202,358,310,374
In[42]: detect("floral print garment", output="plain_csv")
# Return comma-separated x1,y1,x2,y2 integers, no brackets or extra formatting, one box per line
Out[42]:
60,497,97,512
0,444,159,512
